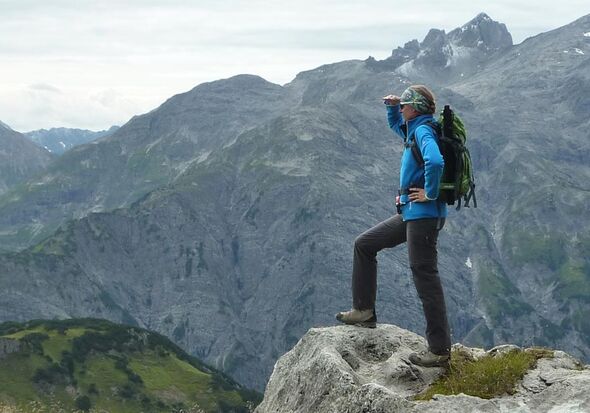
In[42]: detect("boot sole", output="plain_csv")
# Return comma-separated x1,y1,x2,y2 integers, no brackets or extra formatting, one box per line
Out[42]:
336,315,377,329
354,320,376,329
409,356,450,368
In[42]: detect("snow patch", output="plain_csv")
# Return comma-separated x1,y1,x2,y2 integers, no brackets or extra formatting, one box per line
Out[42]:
573,48,585,55
59,141,66,148
584,32,590,37
465,257,473,269
395,61,416,78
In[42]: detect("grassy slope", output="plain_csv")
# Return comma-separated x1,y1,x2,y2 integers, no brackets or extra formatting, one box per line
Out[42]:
0,318,259,413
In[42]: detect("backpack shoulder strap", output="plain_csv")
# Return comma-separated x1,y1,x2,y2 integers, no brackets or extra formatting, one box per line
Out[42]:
407,121,440,167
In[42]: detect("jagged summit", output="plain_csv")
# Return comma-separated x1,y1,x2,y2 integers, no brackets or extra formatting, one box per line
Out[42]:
448,12,513,49
376,13,513,83
256,324,590,413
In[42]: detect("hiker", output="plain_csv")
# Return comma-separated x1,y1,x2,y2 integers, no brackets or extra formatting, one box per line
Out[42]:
336,85,451,368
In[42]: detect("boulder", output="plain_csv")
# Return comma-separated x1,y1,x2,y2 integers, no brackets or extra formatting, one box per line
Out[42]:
256,324,590,413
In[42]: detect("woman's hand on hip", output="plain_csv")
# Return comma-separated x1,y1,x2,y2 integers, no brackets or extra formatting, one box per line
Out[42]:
409,188,429,202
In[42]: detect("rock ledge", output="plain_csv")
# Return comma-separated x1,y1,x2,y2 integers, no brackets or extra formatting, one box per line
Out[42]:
255,324,590,413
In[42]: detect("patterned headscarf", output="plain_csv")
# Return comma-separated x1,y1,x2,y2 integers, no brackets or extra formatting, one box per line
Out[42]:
400,87,434,114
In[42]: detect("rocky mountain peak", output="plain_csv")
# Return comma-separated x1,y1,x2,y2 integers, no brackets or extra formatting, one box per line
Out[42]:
448,12,513,50
378,12,513,83
421,28,447,48
256,324,590,412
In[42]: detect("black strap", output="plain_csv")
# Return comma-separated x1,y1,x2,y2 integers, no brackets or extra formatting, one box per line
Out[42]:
405,120,440,167
464,182,477,208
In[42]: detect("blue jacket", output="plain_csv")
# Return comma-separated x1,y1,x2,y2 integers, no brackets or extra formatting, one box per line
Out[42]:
387,105,447,221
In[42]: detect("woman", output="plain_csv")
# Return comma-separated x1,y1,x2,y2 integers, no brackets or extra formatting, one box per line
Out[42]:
336,85,451,367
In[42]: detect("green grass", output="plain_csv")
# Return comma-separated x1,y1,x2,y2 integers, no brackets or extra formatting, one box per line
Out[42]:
41,328,87,361
415,348,553,401
0,353,47,403
0,318,260,412
75,355,143,413
1,326,46,340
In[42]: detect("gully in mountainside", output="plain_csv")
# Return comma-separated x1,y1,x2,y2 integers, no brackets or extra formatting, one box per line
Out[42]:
336,85,451,368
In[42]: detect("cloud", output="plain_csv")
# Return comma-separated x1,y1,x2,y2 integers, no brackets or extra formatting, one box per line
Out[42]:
0,0,588,130
0,85,145,132
29,83,63,94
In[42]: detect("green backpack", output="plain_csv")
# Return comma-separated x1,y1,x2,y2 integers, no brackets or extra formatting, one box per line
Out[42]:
410,105,477,210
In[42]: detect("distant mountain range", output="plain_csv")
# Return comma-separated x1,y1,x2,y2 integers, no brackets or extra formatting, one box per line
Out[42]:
0,13,588,392
0,121,53,196
25,126,120,155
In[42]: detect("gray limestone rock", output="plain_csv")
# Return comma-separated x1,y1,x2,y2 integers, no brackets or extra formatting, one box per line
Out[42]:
256,325,590,413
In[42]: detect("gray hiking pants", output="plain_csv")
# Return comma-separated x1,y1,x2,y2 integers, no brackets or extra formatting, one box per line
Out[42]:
352,214,451,355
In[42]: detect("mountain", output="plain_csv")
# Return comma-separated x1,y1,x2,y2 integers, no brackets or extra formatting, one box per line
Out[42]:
255,324,589,412
25,126,120,155
368,12,513,84
0,121,53,196
0,75,291,251
0,13,588,392
0,318,259,412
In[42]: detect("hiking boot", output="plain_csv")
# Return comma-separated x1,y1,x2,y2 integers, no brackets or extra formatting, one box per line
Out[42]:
335,308,376,328
409,349,450,368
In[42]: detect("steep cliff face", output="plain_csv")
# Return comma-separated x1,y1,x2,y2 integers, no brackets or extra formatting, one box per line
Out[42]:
0,14,588,392
255,325,590,413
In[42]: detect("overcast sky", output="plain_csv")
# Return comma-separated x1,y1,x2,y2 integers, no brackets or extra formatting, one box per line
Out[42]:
1,1,588,132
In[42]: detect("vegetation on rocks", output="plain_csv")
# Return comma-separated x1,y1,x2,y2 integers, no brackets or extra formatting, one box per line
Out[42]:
0,318,260,412
415,347,554,401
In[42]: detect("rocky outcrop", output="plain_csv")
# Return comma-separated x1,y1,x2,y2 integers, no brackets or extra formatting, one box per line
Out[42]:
0,338,20,359
256,325,590,413
377,12,513,84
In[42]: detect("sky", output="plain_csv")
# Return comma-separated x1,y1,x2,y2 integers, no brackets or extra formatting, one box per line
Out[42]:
1,0,588,132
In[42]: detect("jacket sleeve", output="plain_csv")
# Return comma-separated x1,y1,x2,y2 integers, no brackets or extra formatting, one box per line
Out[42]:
416,125,444,200
386,105,405,140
